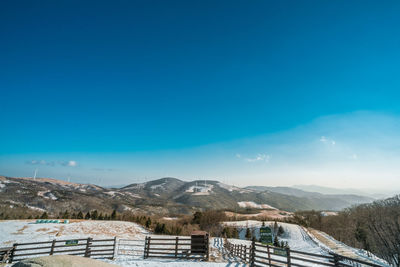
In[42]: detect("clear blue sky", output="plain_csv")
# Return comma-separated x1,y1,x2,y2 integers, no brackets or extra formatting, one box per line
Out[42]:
1,1,400,190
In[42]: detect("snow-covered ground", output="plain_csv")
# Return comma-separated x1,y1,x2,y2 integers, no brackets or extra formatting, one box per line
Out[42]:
0,219,389,266
0,220,148,247
237,201,276,210
223,220,325,254
223,220,389,267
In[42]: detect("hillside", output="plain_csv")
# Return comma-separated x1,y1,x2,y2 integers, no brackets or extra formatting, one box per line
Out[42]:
0,176,374,216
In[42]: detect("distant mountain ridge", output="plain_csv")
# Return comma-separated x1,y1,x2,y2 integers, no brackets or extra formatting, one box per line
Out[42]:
0,176,374,215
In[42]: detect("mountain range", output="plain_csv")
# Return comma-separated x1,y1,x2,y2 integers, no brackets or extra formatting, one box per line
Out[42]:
0,176,374,215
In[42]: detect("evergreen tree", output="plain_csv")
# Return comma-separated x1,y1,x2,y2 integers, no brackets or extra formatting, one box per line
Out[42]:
40,212,48,219
278,225,285,236
98,213,104,220
62,210,70,219
85,212,91,220
91,210,98,220
77,211,83,219
245,227,252,240
111,209,117,220
145,217,152,228
273,236,279,247
262,221,265,227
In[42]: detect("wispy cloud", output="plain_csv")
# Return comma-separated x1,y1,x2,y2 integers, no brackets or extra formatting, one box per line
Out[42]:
26,160,78,167
244,153,271,163
320,136,336,145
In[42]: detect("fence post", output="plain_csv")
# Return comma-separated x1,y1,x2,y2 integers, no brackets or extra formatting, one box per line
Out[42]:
175,236,178,258
9,243,17,263
143,237,148,259
286,247,291,267
205,234,209,261
250,238,255,267
333,253,340,266
267,245,271,266
146,237,151,259
84,237,92,258
50,239,56,255
112,236,117,260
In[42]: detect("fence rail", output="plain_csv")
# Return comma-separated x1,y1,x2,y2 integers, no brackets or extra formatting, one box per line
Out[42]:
144,236,209,261
224,239,384,267
2,237,117,263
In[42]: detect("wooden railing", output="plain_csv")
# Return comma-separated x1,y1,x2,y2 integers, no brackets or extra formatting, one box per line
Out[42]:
0,247,13,263
2,237,117,263
224,239,385,267
144,236,209,261
224,237,250,262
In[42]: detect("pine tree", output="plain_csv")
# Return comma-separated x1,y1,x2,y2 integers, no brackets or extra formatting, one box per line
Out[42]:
145,217,152,228
278,225,284,236
262,221,265,227
91,210,98,220
40,212,48,219
111,209,117,220
85,212,91,220
77,211,83,219
63,210,70,219
245,227,252,240
273,236,279,247
98,213,104,220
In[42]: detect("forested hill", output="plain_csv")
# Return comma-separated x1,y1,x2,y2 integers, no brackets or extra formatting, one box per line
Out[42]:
0,176,373,215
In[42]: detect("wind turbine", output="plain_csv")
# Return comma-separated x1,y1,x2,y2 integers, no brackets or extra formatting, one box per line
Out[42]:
33,168,38,180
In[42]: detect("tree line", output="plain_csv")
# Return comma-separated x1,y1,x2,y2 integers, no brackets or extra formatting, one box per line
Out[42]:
293,195,400,267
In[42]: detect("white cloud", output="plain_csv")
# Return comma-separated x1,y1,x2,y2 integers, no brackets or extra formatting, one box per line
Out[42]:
235,153,241,158
245,154,270,163
67,160,77,167
320,136,336,146
27,160,77,167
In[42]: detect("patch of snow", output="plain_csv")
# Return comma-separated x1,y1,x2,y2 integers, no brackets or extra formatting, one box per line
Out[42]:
162,217,178,221
150,183,166,190
124,192,142,198
217,183,252,193
237,201,276,209
26,205,46,212
105,191,117,196
185,184,213,195
0,182,5,189
37,191,58,200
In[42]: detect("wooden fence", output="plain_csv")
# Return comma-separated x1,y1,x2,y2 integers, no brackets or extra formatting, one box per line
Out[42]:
224,237,250,262
224,239,385,267
144,236,209,261
1,237,117,263
0,246,13,263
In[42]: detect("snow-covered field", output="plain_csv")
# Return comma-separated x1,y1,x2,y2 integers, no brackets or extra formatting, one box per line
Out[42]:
0,219,389,266
0,220,148,247
223,220,389,267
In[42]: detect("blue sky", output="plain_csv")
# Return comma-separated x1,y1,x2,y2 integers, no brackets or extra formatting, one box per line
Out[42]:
1,1,400,190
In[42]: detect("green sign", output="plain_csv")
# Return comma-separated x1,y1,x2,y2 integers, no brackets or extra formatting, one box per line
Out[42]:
260,226,273,244
65,240,79,246
272,248,287,256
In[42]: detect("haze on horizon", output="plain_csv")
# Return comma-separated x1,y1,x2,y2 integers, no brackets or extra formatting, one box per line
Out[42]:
1,1,400,194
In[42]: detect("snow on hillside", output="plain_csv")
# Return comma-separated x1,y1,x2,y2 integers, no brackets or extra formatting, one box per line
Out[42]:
237,201,276,210
185,184,213,195
217,183,252,193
